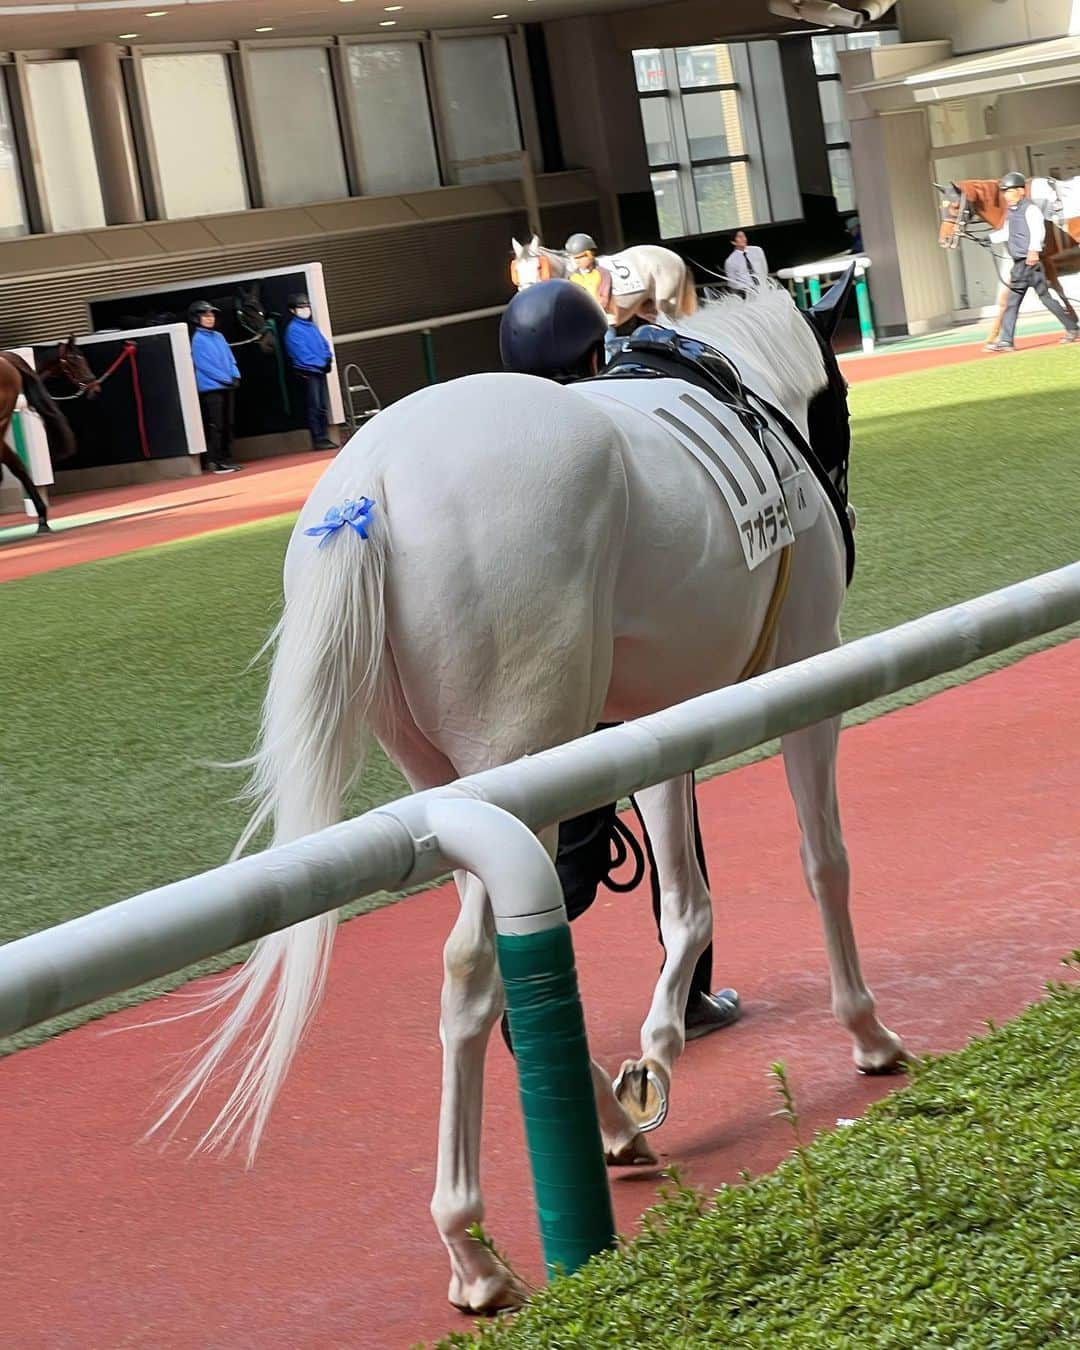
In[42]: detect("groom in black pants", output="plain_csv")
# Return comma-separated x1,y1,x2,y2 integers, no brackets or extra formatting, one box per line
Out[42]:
987,171,1079,352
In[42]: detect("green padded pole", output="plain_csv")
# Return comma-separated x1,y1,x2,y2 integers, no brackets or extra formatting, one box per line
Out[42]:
807,275,823,303
496,922,616,1276
422,328,438,385
855,273,876,352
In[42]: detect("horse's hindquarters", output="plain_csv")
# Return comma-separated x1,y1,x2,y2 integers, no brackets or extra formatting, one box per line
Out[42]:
339,373,631,776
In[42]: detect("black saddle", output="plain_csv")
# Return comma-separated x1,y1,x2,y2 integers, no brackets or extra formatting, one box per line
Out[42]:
582,325,855,585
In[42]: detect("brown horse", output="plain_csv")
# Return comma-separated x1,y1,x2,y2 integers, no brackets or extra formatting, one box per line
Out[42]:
937,177,1080,344
0,338,99,534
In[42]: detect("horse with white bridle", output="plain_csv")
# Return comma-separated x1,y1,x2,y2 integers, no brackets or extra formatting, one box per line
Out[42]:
511,233,699,323
150,279,906,1316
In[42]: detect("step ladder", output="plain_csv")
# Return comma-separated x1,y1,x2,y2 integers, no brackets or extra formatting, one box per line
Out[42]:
341,362,382,435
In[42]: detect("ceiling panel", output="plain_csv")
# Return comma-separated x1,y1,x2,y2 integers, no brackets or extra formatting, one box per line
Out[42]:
0,0,678,51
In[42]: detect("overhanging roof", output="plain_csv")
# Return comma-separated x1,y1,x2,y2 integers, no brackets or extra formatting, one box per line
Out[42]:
851,35,1080,105
0,0,664,51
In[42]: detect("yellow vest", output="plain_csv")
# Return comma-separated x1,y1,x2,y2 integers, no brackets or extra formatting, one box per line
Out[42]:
569,268,602,300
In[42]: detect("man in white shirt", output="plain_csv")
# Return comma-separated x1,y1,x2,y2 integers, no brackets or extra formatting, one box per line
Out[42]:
986,171,1078,352
723,229,769,292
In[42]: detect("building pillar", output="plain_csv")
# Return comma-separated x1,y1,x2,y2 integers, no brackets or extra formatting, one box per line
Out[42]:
77,44,144,225
542,14,653,247
779,38,831,201
841,45,954,335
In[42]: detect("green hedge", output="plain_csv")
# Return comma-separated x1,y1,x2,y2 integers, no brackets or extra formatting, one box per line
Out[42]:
439,958,1080,1349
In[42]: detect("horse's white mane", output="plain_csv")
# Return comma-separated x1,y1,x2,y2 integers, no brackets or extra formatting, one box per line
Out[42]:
671,283,827,411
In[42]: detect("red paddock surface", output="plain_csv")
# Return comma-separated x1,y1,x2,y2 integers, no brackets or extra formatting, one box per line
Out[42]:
3,640,1077,1349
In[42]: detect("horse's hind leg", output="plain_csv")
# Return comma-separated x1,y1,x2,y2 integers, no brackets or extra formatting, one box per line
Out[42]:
781,714,906,1074
431,864,529,1314
1,445,50,533
612,773,712,1132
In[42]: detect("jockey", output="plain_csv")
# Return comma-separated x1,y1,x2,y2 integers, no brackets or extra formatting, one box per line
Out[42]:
498,279,742,1044
498,277,608,381
565,232,616,319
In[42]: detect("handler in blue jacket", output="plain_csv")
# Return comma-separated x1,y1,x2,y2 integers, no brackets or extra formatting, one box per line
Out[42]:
283,294,337,450
189,300,242,474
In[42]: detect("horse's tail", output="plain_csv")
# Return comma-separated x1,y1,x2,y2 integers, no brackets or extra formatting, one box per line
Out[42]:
679,264,699,317
12,360,75,461
149,488,390,1164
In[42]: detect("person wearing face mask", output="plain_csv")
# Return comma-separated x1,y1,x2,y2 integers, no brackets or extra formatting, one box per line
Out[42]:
188,299,242,474
283,294,338,450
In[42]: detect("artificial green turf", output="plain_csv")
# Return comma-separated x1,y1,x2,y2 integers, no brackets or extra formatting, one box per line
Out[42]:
1,349,1077,1049
436,962,1080,1350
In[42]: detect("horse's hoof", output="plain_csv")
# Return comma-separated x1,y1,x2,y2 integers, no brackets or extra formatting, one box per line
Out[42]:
605,1131,658,1168
449,1269,528,1316
36,521,52,534
613,1058,670,1133
855,1028,909,1076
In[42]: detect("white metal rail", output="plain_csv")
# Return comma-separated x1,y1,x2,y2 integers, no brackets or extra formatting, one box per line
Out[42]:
1,560,1077,1039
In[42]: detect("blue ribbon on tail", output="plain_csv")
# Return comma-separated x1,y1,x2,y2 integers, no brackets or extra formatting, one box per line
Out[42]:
304,496,377,547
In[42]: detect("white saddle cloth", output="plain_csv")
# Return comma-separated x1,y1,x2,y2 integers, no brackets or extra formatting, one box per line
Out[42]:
576,376,820,572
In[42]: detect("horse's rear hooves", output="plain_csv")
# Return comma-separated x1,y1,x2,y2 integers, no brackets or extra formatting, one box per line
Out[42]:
36,521,52,535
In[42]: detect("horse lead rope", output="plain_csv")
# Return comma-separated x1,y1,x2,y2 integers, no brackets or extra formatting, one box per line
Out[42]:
48,341,151,460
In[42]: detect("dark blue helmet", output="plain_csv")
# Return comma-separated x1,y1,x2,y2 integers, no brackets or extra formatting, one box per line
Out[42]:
499,279,608,379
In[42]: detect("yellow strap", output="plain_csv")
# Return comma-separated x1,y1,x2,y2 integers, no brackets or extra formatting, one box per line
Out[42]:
737,544,792,683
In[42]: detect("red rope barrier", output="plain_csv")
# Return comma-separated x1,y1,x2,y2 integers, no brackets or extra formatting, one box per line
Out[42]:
122,342,151,461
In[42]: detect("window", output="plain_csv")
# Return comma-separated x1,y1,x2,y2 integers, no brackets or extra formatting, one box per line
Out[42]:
346,42,440,195
640,97,676,165
650,168,687,239
827,147,855,214
0,72,28,239
813,30,898,215
635,42,791,239
24,60,106,232
247,46,349,207
142,53,247,219
633,48,666,93
437,35,522,185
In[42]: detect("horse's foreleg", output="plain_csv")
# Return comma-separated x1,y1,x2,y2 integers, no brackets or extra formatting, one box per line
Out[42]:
781,715,906,1074
431,869,525,1315
1045,257,1078,322
612,774,712,1133
0,445,50,533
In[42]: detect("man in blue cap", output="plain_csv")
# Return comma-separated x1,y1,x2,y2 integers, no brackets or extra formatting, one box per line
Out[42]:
189,300,242,474
284,294,338,450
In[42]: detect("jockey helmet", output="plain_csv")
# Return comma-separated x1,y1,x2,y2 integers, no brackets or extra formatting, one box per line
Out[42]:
188,300,217,323
499,279,607,380
565,232,598,255
999,171,1026,190
289,293,311,309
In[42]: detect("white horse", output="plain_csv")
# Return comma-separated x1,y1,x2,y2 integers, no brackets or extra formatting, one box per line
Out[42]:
151,284,906,1315
510,233,699,322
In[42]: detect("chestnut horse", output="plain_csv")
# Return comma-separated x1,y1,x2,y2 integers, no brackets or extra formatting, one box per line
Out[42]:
937,177,1080,344
0,339,99,534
